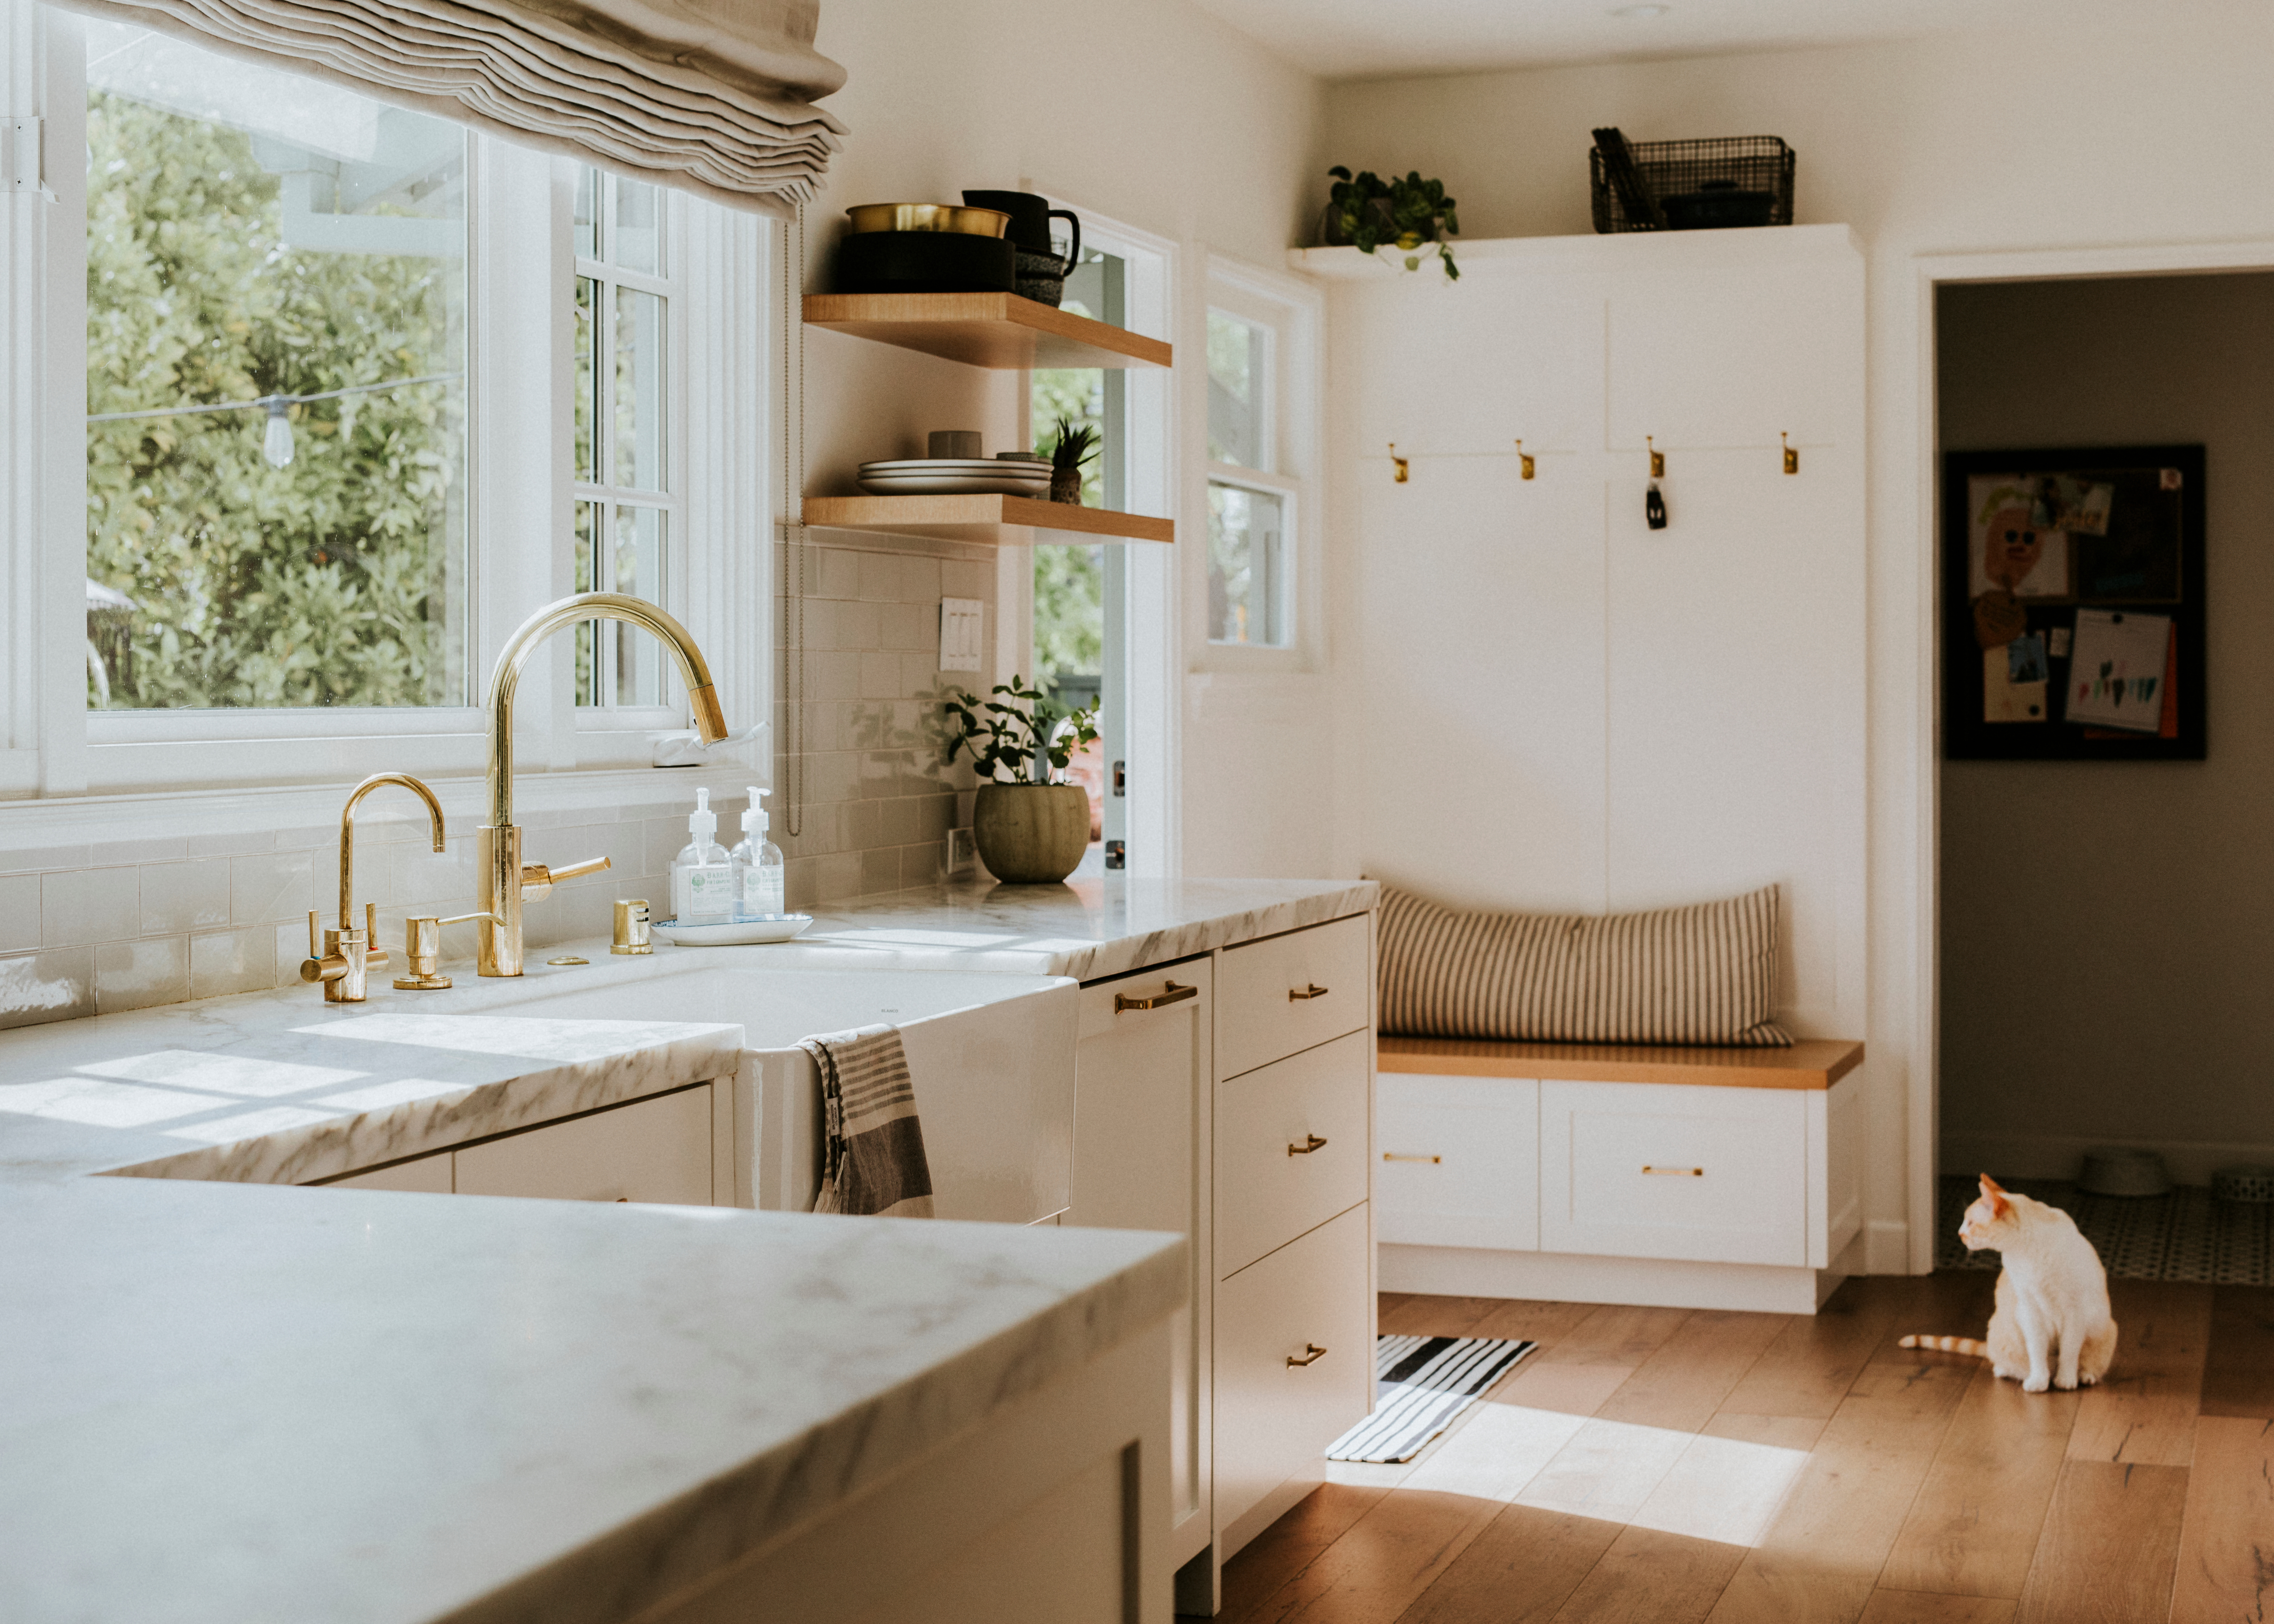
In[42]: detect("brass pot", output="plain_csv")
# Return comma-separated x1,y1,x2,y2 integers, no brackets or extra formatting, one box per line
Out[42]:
844,203,1011,238
972,783,1090,884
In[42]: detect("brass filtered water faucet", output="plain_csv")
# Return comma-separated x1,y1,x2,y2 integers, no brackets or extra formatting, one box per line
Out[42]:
477,592,728,976
301,772,447,1003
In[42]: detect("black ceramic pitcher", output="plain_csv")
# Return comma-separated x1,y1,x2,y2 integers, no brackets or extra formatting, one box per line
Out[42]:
962,190,1080,306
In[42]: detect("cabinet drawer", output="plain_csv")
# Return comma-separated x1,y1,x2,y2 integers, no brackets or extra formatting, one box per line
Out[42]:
1539,1080,1804,1265
1214,1204,1372,1532
323,1151,453,1193
1216,1031,1369,1277
454,1084,714,1205
1217,915,1371,1079
1377,1074,1538,1251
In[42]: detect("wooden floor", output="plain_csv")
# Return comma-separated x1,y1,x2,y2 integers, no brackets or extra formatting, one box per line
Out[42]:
1215,1273,2274,1624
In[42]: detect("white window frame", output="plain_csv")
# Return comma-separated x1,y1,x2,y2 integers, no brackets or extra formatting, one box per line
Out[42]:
1188,254,1322,675
0,0,770,821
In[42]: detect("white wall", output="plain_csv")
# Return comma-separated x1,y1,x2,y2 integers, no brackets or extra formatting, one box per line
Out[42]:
1324,4,2274,1269
799,0,1334,886
1939,272,2274,1184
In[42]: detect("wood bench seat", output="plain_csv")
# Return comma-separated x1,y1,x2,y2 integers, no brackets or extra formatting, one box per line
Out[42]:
1376,1035,1864,1091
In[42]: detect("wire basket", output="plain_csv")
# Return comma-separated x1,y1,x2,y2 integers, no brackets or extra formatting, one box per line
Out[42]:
1589,136,1795,233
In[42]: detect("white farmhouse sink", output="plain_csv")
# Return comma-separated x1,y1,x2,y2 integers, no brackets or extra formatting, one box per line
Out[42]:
484,966,1076,1224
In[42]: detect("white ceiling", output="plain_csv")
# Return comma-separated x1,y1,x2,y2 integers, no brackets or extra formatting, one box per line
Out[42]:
1188,0,2176,82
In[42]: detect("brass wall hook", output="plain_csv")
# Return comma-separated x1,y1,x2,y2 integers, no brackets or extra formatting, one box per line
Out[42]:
1515,439,1535,480
1389,443,1409,483
1647,436,1665,478
1782,432,1799,475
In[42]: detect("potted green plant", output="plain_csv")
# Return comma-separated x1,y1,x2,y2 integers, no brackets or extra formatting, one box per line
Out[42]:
1045,417,1099,505
943,676,1100,883
1320,167,1461,280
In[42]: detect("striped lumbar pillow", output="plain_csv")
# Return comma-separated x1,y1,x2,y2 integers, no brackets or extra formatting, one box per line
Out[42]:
1377,883,1792,1047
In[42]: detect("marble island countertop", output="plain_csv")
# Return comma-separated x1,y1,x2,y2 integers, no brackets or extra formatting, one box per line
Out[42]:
0,875,1369,1623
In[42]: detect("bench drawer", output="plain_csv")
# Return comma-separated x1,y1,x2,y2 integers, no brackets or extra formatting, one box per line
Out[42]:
1217,915,1370,1079
1377,1073,1538,1251
1214,1204,1372,1532
1539,1080,1805,1265
1216,1031,1369,1277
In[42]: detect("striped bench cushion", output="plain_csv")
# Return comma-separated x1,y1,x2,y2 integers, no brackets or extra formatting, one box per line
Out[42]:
1378,883,1792,1048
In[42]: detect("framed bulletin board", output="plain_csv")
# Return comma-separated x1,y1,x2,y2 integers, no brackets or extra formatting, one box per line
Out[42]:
1942,444,2205,761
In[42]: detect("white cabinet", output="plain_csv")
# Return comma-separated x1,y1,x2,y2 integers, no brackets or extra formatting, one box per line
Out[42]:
1538,1080,1806,1267
454,1084,714,1205
1215,914,1370,1081
1214,1031,1369,1278
1376,1074,1537,1251
1070,961,1213,1567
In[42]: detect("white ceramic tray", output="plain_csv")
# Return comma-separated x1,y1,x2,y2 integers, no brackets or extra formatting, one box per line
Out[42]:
857,475,1051,495
651,914,815,945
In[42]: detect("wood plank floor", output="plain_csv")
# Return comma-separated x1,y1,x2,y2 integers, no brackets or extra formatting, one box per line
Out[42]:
1211,1275,2274,1624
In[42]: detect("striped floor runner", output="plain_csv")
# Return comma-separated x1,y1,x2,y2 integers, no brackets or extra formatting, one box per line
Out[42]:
1324,1334,1538,1464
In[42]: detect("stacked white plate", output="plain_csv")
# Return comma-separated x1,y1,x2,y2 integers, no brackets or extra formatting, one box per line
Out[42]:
859,458,1052,496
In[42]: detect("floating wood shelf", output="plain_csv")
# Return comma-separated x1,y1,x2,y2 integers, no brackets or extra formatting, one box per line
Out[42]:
801,494,1174,546
802,292,1173,370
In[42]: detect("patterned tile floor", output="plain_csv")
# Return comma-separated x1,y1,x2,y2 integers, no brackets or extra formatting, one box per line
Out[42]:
1936,1174,2272,1284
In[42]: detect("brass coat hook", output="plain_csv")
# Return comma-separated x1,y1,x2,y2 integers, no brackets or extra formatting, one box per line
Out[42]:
1389,443,1409,483
1782,432,1799,475
1647,436,1665,478
1515,439,1535,480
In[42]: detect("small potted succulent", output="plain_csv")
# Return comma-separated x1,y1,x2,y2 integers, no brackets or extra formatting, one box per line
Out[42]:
1045,417,1099,505
1320,167,1460,280
943,676,1100,884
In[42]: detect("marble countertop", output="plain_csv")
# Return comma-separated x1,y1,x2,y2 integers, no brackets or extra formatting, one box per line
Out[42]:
0,875,1372,1622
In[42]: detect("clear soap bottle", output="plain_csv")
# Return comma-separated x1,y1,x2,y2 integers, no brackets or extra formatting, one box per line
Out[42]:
731,786,785,918
670,787,735,924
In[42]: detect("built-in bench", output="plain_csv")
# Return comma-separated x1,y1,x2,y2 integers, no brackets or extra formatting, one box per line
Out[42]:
1374,1035,1867,1314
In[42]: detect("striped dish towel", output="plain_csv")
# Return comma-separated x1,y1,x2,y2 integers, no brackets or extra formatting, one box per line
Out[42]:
799,1025,935,1218
1326,1334,1538,1463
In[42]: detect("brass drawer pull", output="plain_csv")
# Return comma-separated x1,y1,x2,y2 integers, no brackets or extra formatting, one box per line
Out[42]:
1287,1134,1328,1157
1289,983,1330,1001
1115,980,1198,1013
1287,1343,1328,1367
1383,1152,1442,1164
1642,1165,1704,1177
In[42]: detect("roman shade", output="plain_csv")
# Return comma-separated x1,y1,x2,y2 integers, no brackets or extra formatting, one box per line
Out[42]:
1377,882,1794,1047
53,0,847,212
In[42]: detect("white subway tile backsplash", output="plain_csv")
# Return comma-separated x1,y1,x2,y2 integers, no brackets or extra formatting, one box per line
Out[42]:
231,849,318,927
0,874,39,953
96,937,191,1015
140,859,233,936
43,867,141,947
0,947,96,1029
857,553,902,602
0,844,91,875
191,927,276,1000
187,828,279,859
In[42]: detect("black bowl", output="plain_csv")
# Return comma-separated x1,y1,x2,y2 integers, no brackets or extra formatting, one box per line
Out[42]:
1660,186,1777,230
835,230,1015,294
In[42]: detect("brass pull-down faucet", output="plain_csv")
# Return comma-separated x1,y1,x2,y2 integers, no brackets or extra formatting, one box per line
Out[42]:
477,592,727,976
301,772,447,1003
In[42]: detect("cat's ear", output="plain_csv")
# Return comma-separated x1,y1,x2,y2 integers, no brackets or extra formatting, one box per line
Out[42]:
1978,1173,2010,1218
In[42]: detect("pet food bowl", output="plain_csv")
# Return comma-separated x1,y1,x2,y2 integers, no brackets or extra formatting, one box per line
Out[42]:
2213,1164,2274,1204
2078,1147,2172,1198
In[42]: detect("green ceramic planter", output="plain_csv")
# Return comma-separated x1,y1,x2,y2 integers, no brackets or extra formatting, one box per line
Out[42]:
972,782,1090,884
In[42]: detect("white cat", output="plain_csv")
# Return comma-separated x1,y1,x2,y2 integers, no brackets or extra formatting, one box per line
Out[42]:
1899,1173,2118,1393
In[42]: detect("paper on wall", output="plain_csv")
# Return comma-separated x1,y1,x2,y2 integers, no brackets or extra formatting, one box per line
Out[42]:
2067,608,2171,732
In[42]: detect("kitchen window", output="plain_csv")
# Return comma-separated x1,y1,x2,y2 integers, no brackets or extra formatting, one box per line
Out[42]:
2,0,769,803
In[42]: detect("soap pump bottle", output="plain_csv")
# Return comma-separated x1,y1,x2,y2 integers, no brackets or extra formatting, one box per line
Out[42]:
731,786,785,919
670,787,735,924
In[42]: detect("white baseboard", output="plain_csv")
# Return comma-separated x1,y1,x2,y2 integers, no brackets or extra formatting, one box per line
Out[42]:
1865,1220,1914,1277
1942,1131,2274,1186
1378,1243,1845,1315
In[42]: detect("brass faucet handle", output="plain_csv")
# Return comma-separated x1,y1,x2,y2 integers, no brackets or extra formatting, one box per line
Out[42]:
520,854,611,902
299,911,351,985
361,902,389,970
394,911,504,991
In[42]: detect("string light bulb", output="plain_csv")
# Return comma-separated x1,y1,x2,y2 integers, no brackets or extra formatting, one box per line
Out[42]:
261,397,295,469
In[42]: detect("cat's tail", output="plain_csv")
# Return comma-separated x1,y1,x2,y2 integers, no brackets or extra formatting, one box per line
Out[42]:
1898,1333,1989,1358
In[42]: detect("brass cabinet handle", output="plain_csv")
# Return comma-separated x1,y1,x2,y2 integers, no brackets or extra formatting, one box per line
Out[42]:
1642,1165,1704,1177
1383,1152,1442,1164
1287,1343,1328,1367
1289,983,1329,1001
1287,1134,1328,1157
1115,980,1198,1013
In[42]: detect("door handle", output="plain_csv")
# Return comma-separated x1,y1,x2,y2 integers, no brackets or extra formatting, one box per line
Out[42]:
1114,980,1198,1013
1287,1343,1328,1367
1642,1165,1704,1177
1287,1134,1328,1157
1289,983,1329,1001
1383,1152,1442,1164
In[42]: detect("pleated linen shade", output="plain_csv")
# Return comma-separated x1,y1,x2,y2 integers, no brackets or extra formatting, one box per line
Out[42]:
51,0,847,212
